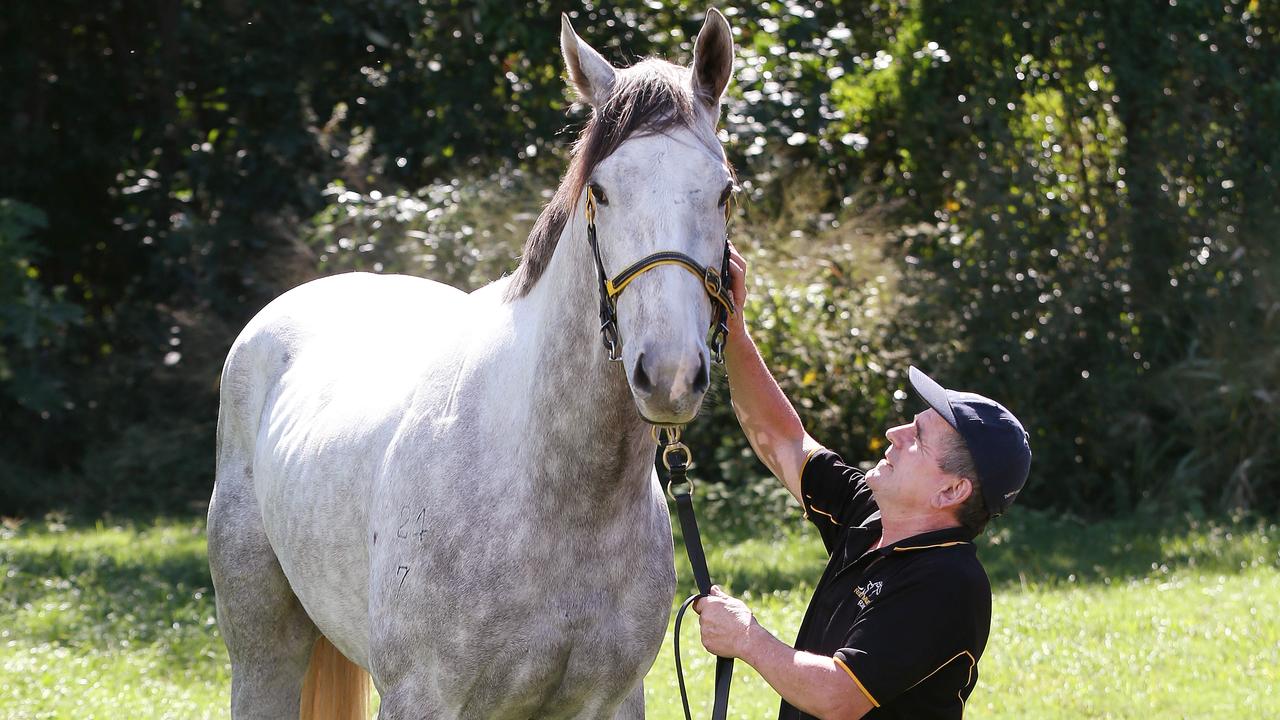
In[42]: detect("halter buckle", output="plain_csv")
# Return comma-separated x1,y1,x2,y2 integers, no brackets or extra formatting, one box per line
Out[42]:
601,320,623,362
585,186,598,224
703,266,722,297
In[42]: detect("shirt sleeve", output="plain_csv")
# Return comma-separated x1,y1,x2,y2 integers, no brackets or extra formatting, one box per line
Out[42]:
799,448,877,550
831,568,982,709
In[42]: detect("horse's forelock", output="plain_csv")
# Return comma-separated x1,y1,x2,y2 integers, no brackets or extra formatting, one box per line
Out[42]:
504,60,713,301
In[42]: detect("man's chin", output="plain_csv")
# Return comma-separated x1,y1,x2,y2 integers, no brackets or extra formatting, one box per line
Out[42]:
866,460,892,485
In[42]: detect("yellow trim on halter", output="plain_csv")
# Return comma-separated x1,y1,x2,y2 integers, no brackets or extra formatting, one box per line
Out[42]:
585,186,598,223
605,258,707,299
585,183,735,323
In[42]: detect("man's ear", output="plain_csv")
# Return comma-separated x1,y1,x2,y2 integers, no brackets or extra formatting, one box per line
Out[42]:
934,476,974,511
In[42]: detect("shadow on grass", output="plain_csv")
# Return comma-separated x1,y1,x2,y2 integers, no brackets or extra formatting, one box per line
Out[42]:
978,508,1280,588
0,520,218,667
683,498,1280,593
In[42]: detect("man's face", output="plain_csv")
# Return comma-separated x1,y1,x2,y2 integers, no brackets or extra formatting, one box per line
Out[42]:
865,408,957,511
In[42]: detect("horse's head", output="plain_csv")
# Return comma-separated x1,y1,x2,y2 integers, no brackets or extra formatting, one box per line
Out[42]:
559,10,736,425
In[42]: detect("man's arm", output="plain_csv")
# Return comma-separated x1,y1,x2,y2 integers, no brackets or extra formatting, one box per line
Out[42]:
723,243,822,502
695,587,873,720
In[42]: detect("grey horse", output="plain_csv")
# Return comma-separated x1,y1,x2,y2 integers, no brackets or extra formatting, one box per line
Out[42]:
208,10,736,719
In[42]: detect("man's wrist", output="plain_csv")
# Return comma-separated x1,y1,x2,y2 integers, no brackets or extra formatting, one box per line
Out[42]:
739,617,774,666
725,319,751,351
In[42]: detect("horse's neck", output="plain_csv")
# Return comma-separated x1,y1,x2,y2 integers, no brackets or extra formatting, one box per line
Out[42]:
512,213,653,509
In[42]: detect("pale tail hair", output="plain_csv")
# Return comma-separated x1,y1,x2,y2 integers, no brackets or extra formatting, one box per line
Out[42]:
299,636,371,720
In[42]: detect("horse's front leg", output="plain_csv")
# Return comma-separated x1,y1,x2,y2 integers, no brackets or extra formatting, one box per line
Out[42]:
374,684,446,720
609,683,646,719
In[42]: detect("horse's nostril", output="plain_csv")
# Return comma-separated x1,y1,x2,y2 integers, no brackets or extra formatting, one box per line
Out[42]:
633,352,654,393
692,353,709,394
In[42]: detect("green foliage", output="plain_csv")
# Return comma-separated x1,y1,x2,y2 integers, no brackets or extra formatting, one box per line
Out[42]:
306,163,546,289
2,0,1276,516
867,0,1280,513
0,200,83,412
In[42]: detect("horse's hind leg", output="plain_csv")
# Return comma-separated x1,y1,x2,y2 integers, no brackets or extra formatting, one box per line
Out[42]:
209,462,318,719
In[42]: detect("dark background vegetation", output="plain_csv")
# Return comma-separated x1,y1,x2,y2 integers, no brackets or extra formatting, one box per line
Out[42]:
2,0,1276,518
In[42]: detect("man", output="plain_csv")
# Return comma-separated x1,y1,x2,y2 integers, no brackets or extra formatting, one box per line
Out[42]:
694,243,1032,719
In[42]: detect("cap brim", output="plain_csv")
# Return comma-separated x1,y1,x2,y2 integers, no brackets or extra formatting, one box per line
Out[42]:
909,366,957,429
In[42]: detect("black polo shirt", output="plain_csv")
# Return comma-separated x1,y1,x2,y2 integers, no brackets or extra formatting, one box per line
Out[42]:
779,448,992,720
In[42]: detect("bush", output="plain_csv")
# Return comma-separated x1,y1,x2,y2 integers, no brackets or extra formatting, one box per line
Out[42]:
3,1,1276,517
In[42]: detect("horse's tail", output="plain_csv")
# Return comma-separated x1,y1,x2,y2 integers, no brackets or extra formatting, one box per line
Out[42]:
299,635,371,720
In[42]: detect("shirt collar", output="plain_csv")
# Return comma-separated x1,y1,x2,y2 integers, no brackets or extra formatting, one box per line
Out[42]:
877,524,975,555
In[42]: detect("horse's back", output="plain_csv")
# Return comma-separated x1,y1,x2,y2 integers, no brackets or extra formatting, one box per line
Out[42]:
217,271,473,476
237,271,469,358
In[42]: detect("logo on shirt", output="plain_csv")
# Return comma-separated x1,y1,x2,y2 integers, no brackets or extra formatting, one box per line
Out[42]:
853,580,883,609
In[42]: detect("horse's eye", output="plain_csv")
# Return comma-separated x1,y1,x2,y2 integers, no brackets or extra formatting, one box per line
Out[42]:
589,182,609,206
717,183,734,208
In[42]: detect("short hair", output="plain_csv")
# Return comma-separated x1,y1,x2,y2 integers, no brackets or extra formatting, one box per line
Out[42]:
938,432,988,536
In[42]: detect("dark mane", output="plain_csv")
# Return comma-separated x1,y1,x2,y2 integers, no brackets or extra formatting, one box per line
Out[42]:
504,60,701,300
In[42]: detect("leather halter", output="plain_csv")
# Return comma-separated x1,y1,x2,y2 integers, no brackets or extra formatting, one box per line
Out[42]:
584,186,735,362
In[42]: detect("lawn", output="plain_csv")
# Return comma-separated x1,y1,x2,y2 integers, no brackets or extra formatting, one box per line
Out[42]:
2,508,1277,718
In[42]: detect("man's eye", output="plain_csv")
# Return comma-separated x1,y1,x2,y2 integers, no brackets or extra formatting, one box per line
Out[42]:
589,183,609,206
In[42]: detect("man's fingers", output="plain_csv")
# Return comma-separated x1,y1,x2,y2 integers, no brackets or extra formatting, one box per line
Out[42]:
727,240,744,263
694,590,728,614
723,243,748,312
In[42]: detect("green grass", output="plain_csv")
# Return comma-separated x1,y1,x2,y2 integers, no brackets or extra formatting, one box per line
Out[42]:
0,519,226,718
2,509,1277,718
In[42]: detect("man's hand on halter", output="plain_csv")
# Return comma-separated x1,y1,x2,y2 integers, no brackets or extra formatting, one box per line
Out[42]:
693,585,757,659
725,241,748,334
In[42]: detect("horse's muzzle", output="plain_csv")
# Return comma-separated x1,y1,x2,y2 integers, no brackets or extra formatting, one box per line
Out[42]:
629,346,709,424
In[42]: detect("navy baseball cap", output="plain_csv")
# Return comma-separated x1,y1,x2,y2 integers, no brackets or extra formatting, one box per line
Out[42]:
908,366,1032,517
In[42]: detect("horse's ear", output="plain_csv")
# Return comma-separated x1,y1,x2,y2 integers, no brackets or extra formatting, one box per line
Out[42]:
691,8,734,110
560,14,617,107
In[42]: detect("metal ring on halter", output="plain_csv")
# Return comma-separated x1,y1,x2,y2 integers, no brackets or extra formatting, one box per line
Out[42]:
662,442,692,471
651,424,682,445
667,476,695,501
601,321,622,362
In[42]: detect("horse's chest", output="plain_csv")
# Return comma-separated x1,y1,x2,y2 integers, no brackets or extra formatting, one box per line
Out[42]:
371,498,675,714
439,580,667,716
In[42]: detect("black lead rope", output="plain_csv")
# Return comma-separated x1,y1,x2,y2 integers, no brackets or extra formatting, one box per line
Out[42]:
662,432,733,720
